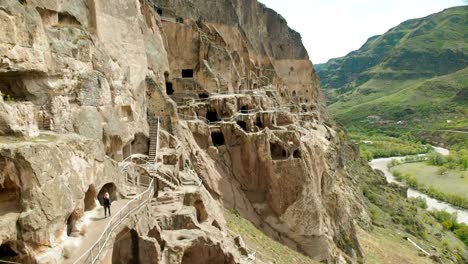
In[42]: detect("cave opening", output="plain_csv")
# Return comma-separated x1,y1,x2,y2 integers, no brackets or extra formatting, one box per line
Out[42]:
240,106,249,113
255,116,263,129
131,133,149,156
211,131,225,146
84,184,97,211
236,120,247,131
206,111,220,123
194,200,208,223
0,176,21,213
270,142,287,160
0,76,33,102
112,228,140,264
156,8,162,15
66,209,81,236
97,183,118,206
292,90,296,96
0,243,17,259
198,93,209,99
176,17,184,23
165,82,174,95
181,69,193,78
293,149,301,158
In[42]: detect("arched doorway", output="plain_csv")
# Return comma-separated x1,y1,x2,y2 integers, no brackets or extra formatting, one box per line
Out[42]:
97,183,118,205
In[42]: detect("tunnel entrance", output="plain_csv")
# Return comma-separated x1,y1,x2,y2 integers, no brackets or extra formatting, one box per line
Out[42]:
198,93,209,99
0,243,17,259
206,111,220,123
211,131,225,146
84,184,97,211
270,143,287,160
165,82,174,95
181,69,193,78
97,183,118,205
236,121,247,131
293,149,301,158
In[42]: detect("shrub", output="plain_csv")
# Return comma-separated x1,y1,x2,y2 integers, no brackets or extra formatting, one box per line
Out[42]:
437,167,448,175
409,197,428,209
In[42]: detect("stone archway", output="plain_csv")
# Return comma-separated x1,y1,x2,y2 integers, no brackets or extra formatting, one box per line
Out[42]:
97,182,118,205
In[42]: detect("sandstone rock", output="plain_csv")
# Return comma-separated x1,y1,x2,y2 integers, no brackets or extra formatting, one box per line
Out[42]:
0,0,369,262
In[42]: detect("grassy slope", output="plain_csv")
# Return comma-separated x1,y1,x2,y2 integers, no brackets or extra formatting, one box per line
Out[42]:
224,209,319,264
392,162,468,199
357,227,434,264
318,6,468,149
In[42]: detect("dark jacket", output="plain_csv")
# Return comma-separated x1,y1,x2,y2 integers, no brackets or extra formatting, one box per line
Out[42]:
103,197,111,207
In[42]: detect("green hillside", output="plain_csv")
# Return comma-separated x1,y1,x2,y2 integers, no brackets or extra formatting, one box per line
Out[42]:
317,6,468,149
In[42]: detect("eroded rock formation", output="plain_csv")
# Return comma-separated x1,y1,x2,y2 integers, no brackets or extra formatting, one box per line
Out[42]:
0,0,369,263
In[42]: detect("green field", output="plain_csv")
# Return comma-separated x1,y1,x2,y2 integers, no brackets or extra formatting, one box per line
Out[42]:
392,162,468,200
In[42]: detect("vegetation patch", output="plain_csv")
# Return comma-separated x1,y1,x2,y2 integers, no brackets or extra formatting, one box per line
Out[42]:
224,209,318,264
350,132,431,160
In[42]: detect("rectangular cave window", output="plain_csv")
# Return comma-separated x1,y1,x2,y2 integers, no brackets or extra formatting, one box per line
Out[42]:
270,142,287,160
0,76,32,102
206,111,220,123
181,69,194,78
198,93,209,99
211,131,225,146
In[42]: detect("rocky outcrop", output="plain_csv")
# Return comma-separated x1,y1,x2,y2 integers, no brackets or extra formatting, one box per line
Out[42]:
0,0,368,263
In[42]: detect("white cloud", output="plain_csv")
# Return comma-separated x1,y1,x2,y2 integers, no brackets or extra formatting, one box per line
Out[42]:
259,0,467,63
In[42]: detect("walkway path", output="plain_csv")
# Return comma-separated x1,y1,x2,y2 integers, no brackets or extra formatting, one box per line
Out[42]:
63,199,130,264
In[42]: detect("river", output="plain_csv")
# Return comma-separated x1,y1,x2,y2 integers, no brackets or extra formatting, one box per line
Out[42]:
369,147,468,224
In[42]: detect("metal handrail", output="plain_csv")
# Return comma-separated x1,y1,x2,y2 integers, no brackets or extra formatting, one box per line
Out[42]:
74,118,162,264
73,178,154,264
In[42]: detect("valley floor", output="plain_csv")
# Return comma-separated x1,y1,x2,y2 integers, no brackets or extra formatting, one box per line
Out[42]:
392,162,468,200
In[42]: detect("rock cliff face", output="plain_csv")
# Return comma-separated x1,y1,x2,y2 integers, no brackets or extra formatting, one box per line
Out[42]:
0,0,368,263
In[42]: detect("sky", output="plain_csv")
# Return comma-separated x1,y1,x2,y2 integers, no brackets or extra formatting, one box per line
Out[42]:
259,0,468,64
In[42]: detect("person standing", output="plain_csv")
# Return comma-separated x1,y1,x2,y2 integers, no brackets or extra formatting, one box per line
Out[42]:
103,192,112,218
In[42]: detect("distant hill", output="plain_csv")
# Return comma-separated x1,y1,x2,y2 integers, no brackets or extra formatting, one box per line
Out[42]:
317,6,468,148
